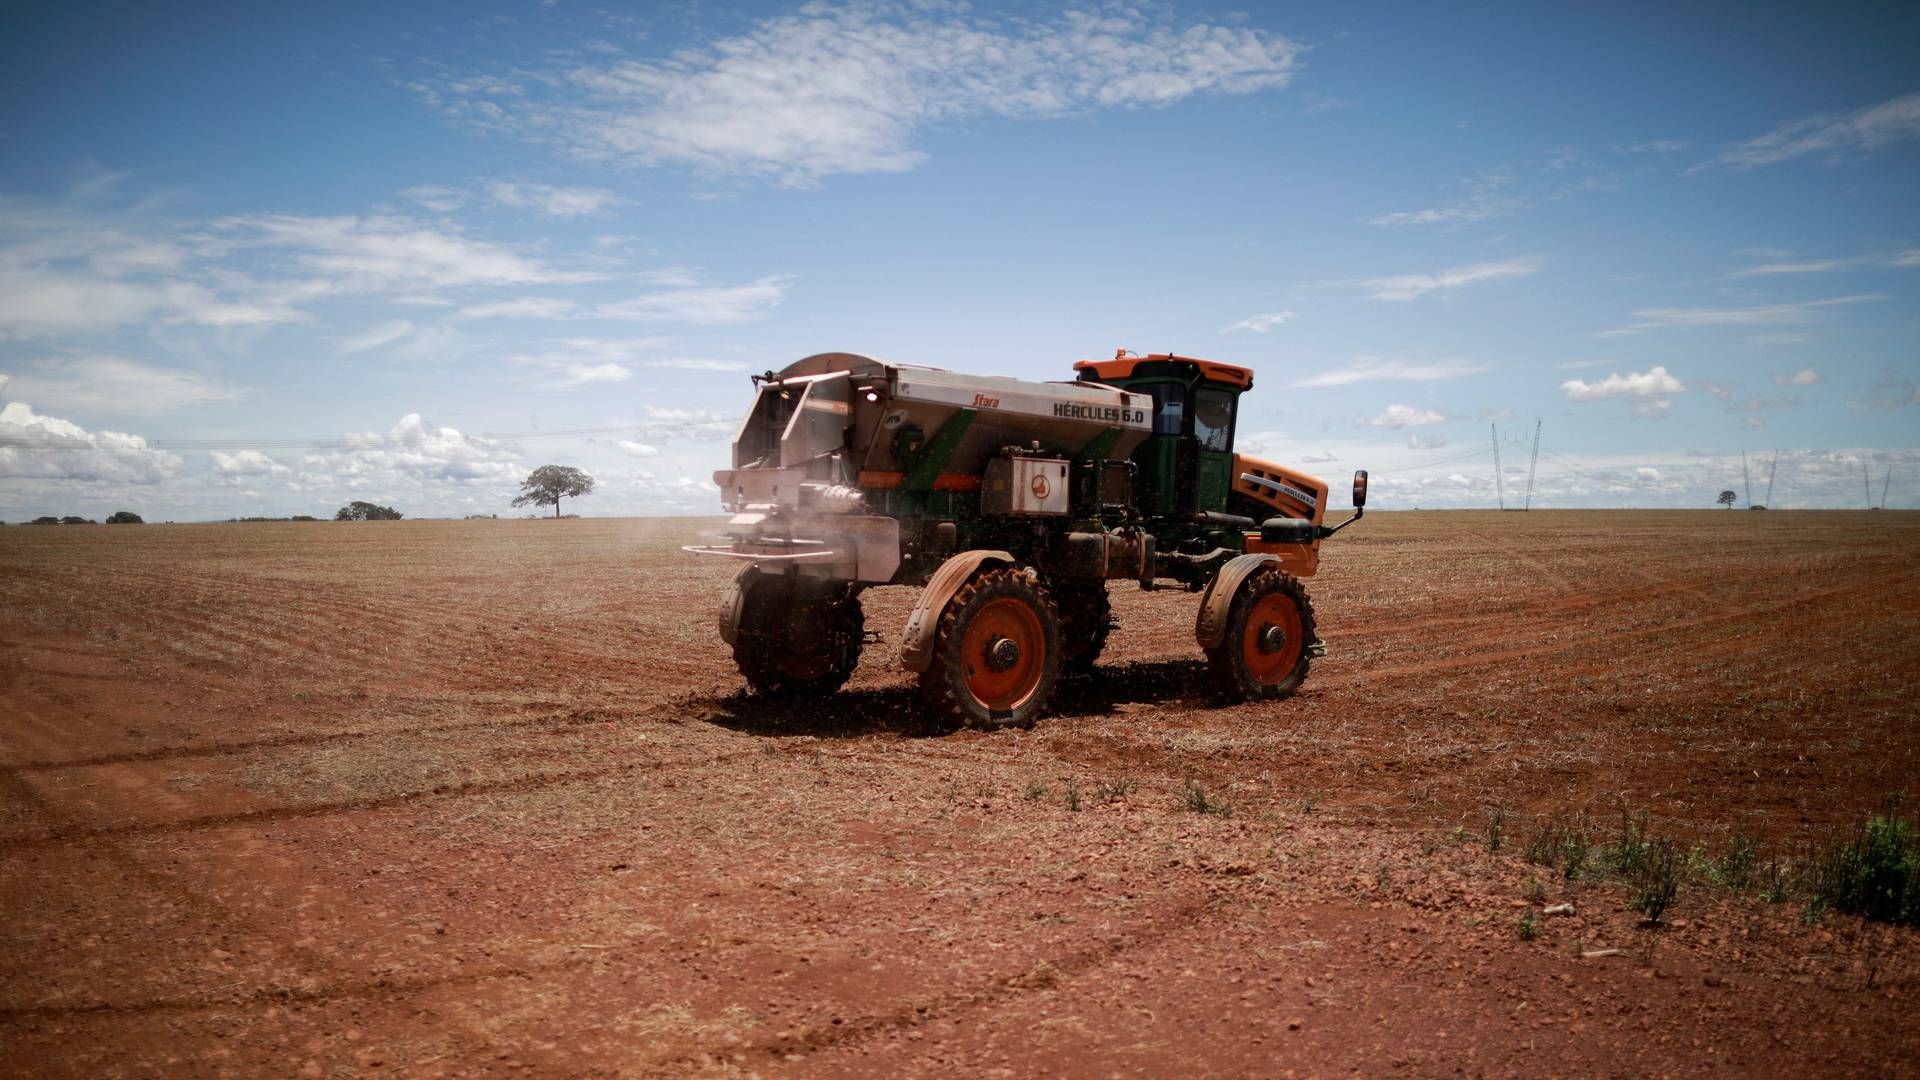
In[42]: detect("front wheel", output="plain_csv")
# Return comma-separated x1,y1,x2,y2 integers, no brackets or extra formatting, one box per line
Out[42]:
1205,569,1315,702
919,566,1061,730
733,574,864,699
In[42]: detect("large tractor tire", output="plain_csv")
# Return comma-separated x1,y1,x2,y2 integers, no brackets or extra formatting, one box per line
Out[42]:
1205,568,1315,702
1054,581,1112,675
733,573,864,700
919,566,1061,731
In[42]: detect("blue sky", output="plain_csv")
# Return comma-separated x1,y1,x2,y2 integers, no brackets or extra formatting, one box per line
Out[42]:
1,1,1915,519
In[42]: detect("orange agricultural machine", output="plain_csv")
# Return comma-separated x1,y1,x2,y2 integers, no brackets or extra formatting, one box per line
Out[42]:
685,350,1367,729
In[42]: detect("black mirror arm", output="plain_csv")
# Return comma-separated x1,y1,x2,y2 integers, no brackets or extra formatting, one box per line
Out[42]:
1316,506,1364,539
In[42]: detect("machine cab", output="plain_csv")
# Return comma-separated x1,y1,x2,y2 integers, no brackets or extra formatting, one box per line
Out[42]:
1073,352,1252,519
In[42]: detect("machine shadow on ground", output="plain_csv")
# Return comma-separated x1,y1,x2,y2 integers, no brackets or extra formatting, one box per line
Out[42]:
695,658,1218,738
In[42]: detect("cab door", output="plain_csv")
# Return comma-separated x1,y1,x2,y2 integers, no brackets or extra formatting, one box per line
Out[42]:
1190,384,1238,514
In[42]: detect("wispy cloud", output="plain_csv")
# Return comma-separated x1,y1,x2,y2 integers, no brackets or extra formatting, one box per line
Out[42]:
1598,294,1882,337
1368,172,1524,227
1728,249,1920,277
455,297,578,320
1349,257,1539,301
1621,138,1691,154
338,320,415,354
1358,404,1446,428
1560,365,1685,418
1774,369,1824,386
1707,91,1920,168
215,213,602,296
2,356,243,415
596,275,790,324
412,7,1302,184
1221,311,1294,334
1290,356,1491,388
482,181,618,218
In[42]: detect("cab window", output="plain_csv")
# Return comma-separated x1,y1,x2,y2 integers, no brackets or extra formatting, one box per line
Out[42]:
1193,387,1235,451
1149,383,1185,436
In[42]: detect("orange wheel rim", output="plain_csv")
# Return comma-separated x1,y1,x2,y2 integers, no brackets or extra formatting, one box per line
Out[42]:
960,597,1045,711
1241,592,1303,684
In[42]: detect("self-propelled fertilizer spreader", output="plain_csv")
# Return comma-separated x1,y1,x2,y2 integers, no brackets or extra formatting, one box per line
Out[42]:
684,350,1367,729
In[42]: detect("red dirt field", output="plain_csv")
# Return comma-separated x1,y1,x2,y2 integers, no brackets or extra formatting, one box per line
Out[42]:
2,510,1917,1077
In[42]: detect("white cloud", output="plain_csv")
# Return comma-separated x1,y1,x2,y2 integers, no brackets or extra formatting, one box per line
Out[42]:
1299,449,1338,463
636,405,736,441
1636,467,1662,481
556,363,632,387
1349,257,1539,301
483,181,619,218
1598,294,1882,337
0,401,183,484
1,356,243,415
1774,369,1824,386
1291,356,1491,388
1560,366,1685,418
1407,433,1447,450
1359,404,1446,429
303,413,522,486
617,440,661,458
596,275,789,324
415,7,1301,183
1710,91,1920,168
210,449,291,479
1221,311,1294,334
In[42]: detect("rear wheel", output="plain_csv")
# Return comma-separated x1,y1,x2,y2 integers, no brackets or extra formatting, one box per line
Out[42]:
920,567,1061,730
1055,581,1112,675
1206,569,1315,702
733,573,863,699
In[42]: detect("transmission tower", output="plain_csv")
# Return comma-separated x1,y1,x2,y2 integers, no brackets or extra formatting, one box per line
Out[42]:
1742,451,1752,509
1884,465,1894,509
1765,451,1778,507
1523,418,1542,510
1490,423,1505,510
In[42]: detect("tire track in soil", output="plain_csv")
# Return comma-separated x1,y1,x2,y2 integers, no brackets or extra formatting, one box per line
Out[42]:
0,742,770,852
1314,574,1904,690
671,890,1231,1072
0,705,631,774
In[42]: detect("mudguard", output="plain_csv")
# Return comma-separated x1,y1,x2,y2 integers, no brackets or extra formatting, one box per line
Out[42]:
1194,553,1281,649
898,550,1016,672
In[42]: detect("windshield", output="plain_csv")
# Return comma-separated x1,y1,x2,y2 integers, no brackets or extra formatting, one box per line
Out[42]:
1193,387,1235,451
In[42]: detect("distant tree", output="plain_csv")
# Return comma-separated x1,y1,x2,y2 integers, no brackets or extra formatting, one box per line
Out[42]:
1717,490,1737,509
335,501,403,521
30,516,59,525
106,511,144,524
513,465,595,519
60,515,97,525
291,515,319,522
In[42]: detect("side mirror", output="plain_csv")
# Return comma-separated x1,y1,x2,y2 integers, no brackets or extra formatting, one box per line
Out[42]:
1352,470,1369,509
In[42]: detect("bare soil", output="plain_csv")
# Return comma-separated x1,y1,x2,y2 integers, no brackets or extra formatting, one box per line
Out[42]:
2,510,1917,1077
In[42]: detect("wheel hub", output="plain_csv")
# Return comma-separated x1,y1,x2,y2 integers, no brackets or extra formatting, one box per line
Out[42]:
985,635,1022,672
1257,624,1288,655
